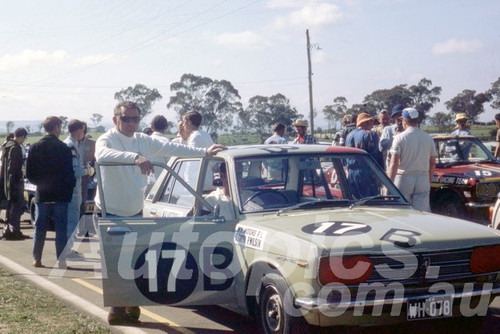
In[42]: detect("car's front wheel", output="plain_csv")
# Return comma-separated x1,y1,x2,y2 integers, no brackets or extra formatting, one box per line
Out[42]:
434,193,465,218
259,273,309,334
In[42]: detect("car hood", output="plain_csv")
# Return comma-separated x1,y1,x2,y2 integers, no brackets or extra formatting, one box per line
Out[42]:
434,162,500,181
241,206,500,255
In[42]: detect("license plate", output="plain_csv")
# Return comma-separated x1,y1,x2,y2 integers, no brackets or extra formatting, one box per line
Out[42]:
85,203,95,213
407,296,453,320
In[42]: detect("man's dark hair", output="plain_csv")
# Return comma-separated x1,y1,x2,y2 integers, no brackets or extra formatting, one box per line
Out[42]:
114,101,141,117
14,127,28,138
67,119,86,134
43,116,63,132
272,123,285,133
495,113,500,122
184,111,202,128
151,115,168,132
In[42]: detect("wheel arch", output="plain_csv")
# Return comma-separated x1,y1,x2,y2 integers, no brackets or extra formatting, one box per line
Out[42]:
244,261,285,319
430,187,463,211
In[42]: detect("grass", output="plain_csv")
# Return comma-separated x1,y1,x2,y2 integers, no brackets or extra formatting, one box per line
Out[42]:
0,267,110,334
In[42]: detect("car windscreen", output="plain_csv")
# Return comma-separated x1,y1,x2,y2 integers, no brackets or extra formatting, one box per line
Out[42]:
235,153,406,213
435,138,496,164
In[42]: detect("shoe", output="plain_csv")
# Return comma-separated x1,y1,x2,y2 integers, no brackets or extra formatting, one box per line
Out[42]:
66,250,84,260
57,260,68,269
19,232,30,239
14,232,30,240
125,306,141,321
33,260,43,268
108,310,142,326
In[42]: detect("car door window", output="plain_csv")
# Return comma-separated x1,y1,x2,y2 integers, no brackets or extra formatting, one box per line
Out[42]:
159,159,200,207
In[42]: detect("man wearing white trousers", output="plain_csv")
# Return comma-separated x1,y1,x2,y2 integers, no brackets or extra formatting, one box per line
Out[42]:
388,108,436,212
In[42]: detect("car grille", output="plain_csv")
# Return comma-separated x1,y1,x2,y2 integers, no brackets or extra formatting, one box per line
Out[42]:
367,248,479,285
323,248,500,304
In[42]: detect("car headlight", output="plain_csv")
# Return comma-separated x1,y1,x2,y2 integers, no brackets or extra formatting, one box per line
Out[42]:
470,245,500,273
318,255,373,285
476,183,500,198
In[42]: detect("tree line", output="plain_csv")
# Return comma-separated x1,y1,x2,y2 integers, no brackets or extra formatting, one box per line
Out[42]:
113,74,500,136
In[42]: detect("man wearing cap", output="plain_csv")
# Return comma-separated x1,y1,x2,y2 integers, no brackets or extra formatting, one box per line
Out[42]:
292,120,317,144
451,113,471,136
345,112,384,168
379,104,405,170
388,108,436,212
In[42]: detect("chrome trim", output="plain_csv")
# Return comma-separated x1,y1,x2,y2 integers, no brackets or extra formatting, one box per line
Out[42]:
295,286,500,312
465,202,494,208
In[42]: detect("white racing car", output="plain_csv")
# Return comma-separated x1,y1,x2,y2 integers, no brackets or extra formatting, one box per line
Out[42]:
97,144,500,333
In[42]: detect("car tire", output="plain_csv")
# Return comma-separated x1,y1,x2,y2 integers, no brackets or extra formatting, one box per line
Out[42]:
258,273,310,334
435,194,465,219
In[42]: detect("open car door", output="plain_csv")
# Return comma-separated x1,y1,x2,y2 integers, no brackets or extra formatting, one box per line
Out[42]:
97,160,239,307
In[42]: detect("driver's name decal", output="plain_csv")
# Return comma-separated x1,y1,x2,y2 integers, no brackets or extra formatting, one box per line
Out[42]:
234,225,267,250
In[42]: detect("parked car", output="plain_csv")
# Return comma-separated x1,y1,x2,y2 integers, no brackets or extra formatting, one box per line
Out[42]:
24,176,97,224
430,135,500,224
97,145,500,333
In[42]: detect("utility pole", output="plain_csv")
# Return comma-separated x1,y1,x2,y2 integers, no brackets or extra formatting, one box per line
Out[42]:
306,29,319,136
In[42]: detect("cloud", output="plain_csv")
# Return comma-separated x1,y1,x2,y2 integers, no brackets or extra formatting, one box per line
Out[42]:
272,1,343,30
432,39,483,55
0,49,116,71
266,0,303,9
208,31,271,50
0,49,67,71
73,54,115,66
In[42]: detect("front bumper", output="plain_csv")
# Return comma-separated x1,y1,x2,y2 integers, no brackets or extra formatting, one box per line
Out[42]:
295,284,500,327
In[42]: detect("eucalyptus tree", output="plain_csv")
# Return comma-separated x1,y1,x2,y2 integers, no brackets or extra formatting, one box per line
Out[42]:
114,84,162,120
445,89,492,122
323,96,348,130
168,74,242,135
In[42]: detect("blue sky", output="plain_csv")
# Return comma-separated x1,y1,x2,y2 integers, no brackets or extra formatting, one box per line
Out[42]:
0,0,499,130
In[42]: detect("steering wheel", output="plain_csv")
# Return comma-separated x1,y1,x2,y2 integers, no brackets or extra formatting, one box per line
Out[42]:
243,189,289,207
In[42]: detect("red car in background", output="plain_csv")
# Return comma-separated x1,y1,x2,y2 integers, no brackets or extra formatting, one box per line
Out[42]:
430,135,500,225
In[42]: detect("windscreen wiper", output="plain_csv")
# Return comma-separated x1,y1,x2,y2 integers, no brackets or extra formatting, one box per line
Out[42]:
349,195,401,209
276,199,349,216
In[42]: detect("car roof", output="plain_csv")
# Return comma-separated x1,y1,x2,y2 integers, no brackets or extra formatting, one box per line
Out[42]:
216,144,366,159
433,135,477,140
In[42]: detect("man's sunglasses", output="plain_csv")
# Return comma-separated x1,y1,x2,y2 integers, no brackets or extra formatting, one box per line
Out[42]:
119,116,140,123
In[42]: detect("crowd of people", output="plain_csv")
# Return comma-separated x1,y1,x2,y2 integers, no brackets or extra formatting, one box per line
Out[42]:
262,105,488,213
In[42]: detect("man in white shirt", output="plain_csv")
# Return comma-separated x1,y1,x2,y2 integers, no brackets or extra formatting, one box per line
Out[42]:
95,101,225,326
388,108,436,212
264,123,287,144
183,111,214,148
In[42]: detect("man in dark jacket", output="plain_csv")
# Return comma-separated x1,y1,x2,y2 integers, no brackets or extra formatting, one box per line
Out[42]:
26,116,76,268
0,127,28,240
